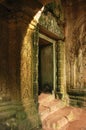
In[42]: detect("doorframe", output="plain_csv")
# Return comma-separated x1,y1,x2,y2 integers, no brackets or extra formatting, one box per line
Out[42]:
39,33,56,94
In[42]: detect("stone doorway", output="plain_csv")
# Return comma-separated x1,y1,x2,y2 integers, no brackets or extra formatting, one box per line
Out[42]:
38,38,53,94
38,34,56,95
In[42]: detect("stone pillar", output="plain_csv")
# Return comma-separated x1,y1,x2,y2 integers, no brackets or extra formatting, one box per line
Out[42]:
21,20,41,130
70,61,74,88
0,16,27,130
33,27,39,108
0,13,42,129
66,61,71,90
74,58,77,88
57,40,69,104
53,41,57,97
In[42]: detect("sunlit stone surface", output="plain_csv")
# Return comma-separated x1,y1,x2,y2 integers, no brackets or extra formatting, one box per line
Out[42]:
0,0,86,129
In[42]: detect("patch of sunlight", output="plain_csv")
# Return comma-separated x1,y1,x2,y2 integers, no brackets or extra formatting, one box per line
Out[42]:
21,6,44,104
34,6,44,23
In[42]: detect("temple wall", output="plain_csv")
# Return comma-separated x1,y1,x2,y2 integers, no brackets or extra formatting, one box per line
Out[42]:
0,5,41,129
0,19,9,101
0,16,21,102
64,0,86,107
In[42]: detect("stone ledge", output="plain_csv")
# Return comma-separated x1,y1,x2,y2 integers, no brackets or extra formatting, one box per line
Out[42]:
68,89,86,96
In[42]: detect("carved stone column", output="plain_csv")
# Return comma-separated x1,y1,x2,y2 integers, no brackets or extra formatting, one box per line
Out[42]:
74,58,77,88
57,40,69,104
33,27,39,108
70,61,74,88
66,61,71,90
0,12,42,129
21,20,41,129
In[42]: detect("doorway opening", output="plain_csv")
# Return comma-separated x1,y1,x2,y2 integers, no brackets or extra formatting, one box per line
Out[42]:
38,34,56,95
38,38,53,94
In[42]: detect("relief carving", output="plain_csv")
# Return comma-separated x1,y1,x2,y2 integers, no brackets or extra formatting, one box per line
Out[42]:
39,1,64,39
21,25,34,103
70,16,86,90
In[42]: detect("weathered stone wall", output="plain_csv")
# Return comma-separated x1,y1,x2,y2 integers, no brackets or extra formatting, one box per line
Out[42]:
0,11,24,130
0,5,41,129
0,18,10,101
0,11,21,102
64,0,86,107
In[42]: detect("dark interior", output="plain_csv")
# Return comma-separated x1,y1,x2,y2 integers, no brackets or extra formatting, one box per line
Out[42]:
38,38,53,94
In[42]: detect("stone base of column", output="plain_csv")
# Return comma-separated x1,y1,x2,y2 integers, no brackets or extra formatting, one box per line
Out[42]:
56,92,69,106
22,99,42,130
56,92,63,99
0,100,26,130
0,100,42,130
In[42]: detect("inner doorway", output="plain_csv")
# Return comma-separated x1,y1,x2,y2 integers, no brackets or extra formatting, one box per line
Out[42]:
38,39,53,94
38,34,56,95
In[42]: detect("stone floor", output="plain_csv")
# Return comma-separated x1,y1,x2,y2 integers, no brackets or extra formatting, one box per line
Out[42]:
38,93,86,130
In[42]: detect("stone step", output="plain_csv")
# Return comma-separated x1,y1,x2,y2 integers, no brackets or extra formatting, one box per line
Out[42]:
41,99,65,111
42,107,83,130
38,93,55,104
39,99,65,121
66,109,86,130
42,106,73,130
38,93,86,130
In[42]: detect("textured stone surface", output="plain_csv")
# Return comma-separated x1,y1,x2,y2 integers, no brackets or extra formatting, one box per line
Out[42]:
0,7,41,130
39,1,64,39
63,0,86,107
39,93,86,130
0,0,86,130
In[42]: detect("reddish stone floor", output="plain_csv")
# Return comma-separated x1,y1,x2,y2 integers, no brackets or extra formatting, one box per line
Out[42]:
38,93,86,130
